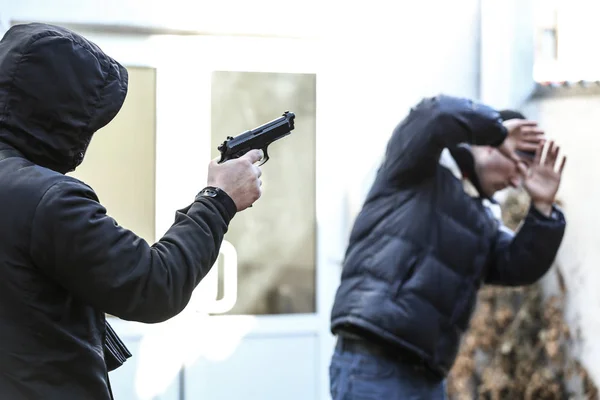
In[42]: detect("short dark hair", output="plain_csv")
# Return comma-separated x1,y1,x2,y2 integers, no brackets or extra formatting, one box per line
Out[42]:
498,109,526,121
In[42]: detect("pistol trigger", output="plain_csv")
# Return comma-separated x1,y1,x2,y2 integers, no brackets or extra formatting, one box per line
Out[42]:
258,147,269,166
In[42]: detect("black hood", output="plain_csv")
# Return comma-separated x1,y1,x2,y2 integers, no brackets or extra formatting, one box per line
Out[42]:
0,23,128,173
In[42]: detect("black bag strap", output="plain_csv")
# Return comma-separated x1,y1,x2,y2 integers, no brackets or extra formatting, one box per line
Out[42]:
104,321,132,372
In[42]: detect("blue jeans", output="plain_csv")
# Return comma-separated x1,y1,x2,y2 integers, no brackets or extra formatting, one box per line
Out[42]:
329,338,447,400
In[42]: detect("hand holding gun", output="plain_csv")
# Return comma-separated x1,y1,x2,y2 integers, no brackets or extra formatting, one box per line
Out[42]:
217,111,296,166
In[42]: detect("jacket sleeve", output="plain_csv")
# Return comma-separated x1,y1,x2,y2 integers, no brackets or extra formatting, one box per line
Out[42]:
29,179,237,323
485,205,566,286
381,95,507,184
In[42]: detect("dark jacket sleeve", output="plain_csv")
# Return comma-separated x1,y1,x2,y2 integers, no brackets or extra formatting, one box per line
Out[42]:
29,179,237,323
381,95,507,184
485,204,566,286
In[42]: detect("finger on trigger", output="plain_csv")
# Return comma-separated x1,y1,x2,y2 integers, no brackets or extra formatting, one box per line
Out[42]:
241,149,263,164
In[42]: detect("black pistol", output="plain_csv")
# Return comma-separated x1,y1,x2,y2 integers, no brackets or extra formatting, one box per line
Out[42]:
217,111,295,166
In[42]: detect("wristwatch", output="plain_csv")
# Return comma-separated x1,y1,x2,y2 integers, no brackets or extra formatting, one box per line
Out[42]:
196,186,238,215
198,186,226,199
198,186,223,197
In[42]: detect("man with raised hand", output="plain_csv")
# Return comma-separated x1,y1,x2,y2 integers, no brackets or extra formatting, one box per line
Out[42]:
329,95,566,399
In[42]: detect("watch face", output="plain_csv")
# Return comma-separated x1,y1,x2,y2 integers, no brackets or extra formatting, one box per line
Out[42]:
202,188,218,198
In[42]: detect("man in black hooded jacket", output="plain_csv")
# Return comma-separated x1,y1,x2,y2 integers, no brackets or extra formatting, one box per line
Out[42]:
0,23,263,399
329,95,567,399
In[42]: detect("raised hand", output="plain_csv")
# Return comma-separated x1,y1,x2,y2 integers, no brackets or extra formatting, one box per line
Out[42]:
518,140,566,216
499,119,546,164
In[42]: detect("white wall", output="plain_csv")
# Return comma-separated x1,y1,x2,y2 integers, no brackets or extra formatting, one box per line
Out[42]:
480,0,536,109
522,91,600,385
321,0,485,223
554,0,600,81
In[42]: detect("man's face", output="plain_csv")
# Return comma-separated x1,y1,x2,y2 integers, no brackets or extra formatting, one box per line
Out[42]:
473,146,521,197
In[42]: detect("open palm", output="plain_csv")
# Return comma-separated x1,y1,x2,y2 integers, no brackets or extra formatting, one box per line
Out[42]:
519,140,566,205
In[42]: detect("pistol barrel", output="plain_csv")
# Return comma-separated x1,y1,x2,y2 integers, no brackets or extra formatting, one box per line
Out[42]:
217,111,295,164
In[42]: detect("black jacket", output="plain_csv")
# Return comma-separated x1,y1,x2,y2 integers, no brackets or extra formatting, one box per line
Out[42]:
0,23,236,399
330,95,566,377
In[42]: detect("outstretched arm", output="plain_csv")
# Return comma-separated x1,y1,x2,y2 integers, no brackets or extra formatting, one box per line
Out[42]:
30,180,235,323
30,151,263,323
